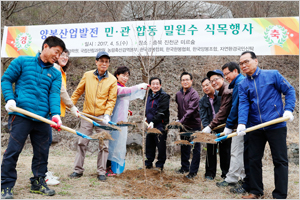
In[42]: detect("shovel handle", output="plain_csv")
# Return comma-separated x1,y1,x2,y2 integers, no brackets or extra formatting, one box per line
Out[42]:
212,123,226,131
215,117,290,142
9,106,93,140
66,107,100,127
80,112,117,126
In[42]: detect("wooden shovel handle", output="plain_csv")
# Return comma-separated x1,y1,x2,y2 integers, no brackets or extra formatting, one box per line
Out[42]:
66,107,94,124
9,106,77,135
226,117,290,139
212,123,226,131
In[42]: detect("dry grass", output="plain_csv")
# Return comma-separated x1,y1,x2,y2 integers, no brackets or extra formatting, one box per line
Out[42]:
1,143,298,199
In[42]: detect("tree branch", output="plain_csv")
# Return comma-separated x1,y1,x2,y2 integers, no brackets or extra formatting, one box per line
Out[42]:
149,57,165,73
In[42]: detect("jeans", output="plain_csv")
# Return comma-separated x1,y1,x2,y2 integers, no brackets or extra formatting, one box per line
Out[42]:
1,115,50,188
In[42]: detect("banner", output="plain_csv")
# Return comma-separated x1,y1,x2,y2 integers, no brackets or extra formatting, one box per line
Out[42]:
1,17,298,57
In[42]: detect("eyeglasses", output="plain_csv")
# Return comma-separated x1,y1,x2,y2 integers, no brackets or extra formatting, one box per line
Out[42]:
239,59,251,66
224,71,232,77
181,79,191,82
210,77,221,83
60,53,69,58
97,60,109,64
202,82,211,88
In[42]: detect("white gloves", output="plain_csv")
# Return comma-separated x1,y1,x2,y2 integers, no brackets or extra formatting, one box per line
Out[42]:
138,83,149,90
237,124,246,136
5,100,16,112
283,110,294,122
70,106,80,118
224,127,233,136
51,115,62,131
202,126,212,133
103,114,110,125
147,122,154,129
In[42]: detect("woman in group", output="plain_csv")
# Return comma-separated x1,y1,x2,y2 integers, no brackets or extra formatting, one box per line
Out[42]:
106,66,148,176
46,49,80,185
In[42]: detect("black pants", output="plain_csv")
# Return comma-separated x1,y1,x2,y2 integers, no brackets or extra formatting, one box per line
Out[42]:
205,137,231,179
242,133,250,192
180,127,201,174
1,115,50,188
249,126,288,199
145,130,167,168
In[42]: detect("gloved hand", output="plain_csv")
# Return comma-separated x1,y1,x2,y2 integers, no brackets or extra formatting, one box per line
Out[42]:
5,99,16,113
237,124,246,136
138,83,149,90
103,114,110,125
202,126,212,134
51,115,62,131
175,119,179,122
223,127,233,136
147,122,154,129
70,106,80,118
283,110,294,122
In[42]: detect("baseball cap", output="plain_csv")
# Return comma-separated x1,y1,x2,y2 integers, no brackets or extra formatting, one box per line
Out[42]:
207,69,224,79
96,51,110,60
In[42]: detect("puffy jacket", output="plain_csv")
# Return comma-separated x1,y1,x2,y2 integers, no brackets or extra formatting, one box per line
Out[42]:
71,69,117,116
146,88,170,131
175,87,201,130
1,53,62,120
238,67,296,130
225,74,245,129
199,90,221,128
208,82,232,129
53,63,74,117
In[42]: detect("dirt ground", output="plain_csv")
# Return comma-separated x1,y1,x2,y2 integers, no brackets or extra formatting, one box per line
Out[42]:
1,144,299,199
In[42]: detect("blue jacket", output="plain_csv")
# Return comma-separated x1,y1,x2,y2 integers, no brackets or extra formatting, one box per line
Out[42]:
238,67,295,130
226,74,245,129
1,53,62,120
146,88,170,132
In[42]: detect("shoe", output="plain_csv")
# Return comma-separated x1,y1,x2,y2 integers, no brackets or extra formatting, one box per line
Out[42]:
230,185,247,194
185,172,197,179
1,187,13,199
46,171,59,180
153,167,163,172
45,172,60,186
146,165,153,169
69,172,83,178
98,175,106,181
30,177,55,196
205,176,214,180
176,168,189,174
216,180,237,187
242,193,262,199
105,169,116,177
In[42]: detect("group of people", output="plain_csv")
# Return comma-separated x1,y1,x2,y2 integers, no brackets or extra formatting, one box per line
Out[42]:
1,35,296,200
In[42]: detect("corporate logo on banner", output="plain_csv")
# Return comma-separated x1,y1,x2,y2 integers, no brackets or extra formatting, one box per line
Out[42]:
14,32,32,51
264,25,288,47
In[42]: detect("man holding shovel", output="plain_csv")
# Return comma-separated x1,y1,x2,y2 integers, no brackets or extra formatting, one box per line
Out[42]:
202,70,233,180
175,72,202,179
237,51,295,199
199,77,231,180
69,51,117,182
216,62,248,192
145,77,170,171
1,36,66,198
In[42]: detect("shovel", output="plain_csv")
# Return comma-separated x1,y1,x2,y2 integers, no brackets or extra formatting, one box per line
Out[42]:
179,124,226,137
215,117,290,142
9,106,96,140
78,111,121,131
66,107,120,131
143,121,162,134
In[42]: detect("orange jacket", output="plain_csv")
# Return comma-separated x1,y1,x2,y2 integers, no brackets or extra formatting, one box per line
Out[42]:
53,63,74,117
71,70,117,116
